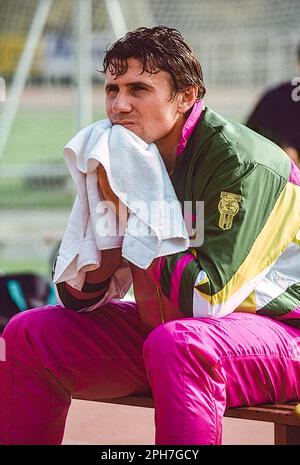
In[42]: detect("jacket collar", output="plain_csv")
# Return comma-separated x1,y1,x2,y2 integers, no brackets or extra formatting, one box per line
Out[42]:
176,99,205,157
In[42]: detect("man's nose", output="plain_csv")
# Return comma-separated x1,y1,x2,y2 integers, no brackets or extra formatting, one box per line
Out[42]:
111,92,132,113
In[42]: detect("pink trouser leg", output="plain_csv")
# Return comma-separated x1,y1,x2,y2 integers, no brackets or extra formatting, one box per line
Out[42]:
143,312,300,445
0,303,152,445
2,304,300,446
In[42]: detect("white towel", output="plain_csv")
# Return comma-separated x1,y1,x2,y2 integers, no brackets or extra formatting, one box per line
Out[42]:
53,119,189,290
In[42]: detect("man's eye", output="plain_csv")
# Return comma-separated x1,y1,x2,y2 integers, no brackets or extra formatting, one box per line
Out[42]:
132,86,146,92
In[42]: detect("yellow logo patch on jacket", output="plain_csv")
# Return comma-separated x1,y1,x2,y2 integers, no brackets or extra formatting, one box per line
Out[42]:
218,191,241,230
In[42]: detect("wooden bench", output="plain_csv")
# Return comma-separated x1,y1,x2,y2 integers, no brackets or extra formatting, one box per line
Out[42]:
93,394,300,445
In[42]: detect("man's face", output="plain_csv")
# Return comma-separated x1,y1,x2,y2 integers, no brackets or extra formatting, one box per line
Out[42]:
105,58,184,144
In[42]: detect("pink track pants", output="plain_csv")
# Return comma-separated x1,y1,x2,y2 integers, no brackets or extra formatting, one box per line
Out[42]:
0,302,300,445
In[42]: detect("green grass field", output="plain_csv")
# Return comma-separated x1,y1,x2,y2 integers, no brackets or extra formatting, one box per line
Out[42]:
3,109,75,164
0,105,105,208
0,258,50,276
3,92,106,163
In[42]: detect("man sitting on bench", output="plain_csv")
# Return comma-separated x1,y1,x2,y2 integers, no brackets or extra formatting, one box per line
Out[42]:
1,26,300,445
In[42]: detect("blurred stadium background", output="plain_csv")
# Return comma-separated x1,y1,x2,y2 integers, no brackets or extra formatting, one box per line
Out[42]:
0,0,299,279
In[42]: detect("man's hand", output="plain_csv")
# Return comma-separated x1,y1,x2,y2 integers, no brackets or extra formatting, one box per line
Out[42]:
98,165,120,214
81,165,127,284
98,165,129,223
98,165,129,235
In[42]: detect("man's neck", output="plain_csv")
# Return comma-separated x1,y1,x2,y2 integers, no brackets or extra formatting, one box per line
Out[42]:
156,115,186,174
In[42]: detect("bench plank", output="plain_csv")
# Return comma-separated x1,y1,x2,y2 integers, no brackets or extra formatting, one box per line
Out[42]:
275,425,300,445
79,395,300,445
98,395,154,409
92,395,299,425
224,403,300,426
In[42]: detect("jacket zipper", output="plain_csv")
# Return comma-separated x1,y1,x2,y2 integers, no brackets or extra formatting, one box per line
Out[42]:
156,285,165,323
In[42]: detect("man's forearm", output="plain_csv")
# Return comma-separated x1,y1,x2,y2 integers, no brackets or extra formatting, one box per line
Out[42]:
56,248,122,310
57,163,126,310
85,248,123,283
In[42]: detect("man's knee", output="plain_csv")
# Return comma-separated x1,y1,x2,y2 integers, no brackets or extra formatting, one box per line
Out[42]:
2,306,65,364
143,318,222,370
4,305,61,337
143,319,193,366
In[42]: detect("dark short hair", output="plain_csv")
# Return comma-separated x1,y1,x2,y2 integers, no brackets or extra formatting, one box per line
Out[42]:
102,26,206,100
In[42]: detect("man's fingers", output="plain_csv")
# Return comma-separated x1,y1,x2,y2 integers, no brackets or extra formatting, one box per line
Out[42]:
97,165,129,221
98,165,119,204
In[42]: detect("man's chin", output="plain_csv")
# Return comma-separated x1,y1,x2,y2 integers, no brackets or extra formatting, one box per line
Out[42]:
123,126,149,142
112,122,151,143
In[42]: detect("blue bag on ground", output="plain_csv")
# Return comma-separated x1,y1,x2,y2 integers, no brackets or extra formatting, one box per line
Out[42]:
0,273,57,331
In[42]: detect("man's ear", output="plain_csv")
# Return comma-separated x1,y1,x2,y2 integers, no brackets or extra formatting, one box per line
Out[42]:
178,85,198,114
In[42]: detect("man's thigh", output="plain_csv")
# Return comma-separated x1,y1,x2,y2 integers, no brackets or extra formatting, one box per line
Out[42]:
4,301,153,400
146,312,300,407
191,312,300,406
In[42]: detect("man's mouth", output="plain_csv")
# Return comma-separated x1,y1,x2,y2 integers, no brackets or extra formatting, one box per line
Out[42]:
112,121,134,126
